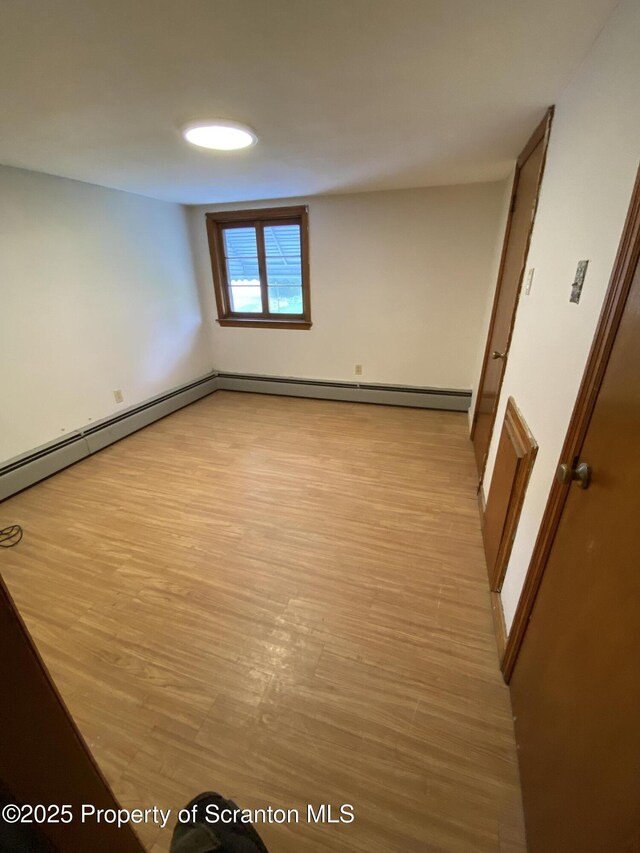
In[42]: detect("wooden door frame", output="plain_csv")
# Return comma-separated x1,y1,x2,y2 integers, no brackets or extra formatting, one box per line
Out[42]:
471,107,554,483
502,162,640,683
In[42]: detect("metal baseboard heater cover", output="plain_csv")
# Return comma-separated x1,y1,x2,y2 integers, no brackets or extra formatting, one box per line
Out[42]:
216,372,471,411
0,374,219,501
1,371,470,502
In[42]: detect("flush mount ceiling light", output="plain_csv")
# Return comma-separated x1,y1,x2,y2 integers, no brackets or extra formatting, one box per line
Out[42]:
181,120,257,151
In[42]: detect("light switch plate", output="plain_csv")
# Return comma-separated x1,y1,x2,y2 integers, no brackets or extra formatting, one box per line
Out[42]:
570,260,589,304
524,267,534,295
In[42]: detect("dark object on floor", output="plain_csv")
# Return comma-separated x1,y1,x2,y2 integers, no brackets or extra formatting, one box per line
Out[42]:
171,792,270,853
0,526,22,548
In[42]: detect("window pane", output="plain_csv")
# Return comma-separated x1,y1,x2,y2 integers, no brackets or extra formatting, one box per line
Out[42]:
223,226,258,260
225,255,260,283
263,224,301,257
265,255,302,288
264,224,303,314
223,226,262,313
268,286,303,315
230,285,262,313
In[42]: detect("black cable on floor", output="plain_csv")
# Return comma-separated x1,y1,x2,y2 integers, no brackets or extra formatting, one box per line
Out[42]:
0,525,22,547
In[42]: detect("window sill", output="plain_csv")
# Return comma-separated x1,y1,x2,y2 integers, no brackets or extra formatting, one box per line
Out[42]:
217,318,312,330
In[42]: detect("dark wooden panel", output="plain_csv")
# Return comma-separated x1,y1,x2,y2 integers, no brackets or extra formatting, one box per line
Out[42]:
483,426,519,576
0,576,145,853
482,398,537,591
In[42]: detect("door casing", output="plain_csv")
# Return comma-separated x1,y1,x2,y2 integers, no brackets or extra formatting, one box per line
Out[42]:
471,108,554,482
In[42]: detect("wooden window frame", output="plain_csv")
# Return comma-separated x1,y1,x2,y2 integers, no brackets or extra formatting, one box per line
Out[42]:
205,205,311,329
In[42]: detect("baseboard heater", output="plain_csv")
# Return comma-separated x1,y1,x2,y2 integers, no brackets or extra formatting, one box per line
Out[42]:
1,371,470,502
0,374,219,501
216,372,471,412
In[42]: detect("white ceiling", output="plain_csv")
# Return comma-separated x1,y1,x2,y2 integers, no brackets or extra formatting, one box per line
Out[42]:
0,0,618,204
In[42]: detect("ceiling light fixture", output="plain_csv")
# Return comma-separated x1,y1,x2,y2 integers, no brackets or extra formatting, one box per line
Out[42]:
181,120,257,151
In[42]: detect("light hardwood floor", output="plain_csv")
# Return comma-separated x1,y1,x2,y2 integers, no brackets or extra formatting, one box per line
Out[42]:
0,392,525,852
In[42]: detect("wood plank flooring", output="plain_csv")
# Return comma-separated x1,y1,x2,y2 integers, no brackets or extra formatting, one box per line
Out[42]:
0,392,525,852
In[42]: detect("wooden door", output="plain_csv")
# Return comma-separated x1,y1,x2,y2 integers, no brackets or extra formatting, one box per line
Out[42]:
510,179,640,852
471,108,553,476
0,575,146,852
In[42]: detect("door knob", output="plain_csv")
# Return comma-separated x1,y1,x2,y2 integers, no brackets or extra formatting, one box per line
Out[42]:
491,350,506,360
556,461,591,489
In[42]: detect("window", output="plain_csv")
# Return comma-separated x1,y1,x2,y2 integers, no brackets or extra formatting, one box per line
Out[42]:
205,206,311,328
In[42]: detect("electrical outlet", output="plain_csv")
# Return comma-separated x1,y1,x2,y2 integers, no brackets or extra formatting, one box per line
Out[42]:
113,389,124,404
524,267,534,295
355,364,363,376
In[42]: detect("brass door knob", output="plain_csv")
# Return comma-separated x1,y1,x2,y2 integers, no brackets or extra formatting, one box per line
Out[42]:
556,461,591,489
491,350,506,360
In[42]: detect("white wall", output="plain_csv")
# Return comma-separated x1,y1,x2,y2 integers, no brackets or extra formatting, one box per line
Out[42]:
483,0,640,631
0,166,213,463
188,183,508,390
